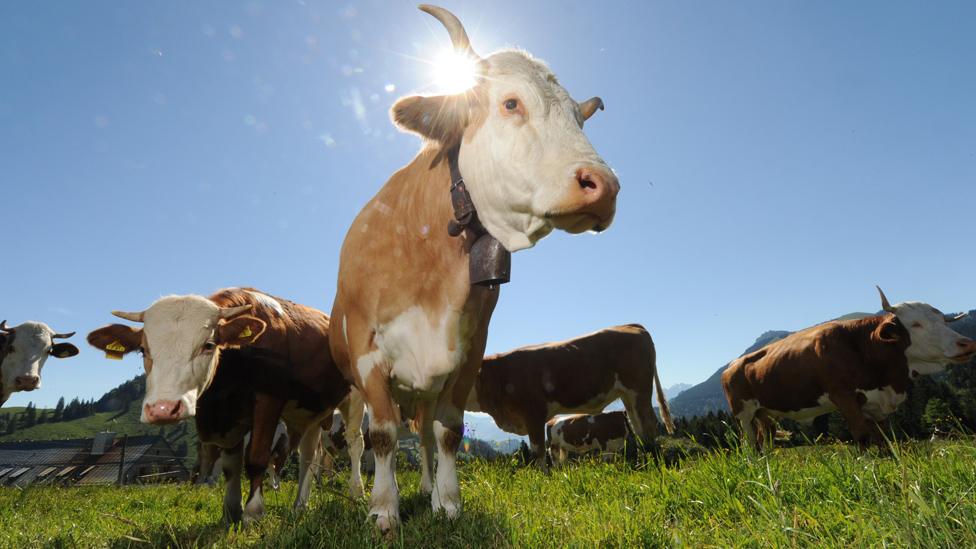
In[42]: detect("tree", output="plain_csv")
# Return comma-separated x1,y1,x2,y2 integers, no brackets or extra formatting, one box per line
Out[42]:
53,397,65,422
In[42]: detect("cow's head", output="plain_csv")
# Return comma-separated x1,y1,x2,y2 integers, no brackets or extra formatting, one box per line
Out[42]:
392,5,620,252
87,295,266,424
877,286,976,375
0,320,78,404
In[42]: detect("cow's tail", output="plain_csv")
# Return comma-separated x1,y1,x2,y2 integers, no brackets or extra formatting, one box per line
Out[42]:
653,363,675,434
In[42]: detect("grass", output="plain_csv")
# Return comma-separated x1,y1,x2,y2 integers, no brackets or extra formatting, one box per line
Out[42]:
1,439,975,547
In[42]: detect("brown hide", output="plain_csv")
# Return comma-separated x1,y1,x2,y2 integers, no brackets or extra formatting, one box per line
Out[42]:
329,146,496,418
721,314,912,446
473,324,673,455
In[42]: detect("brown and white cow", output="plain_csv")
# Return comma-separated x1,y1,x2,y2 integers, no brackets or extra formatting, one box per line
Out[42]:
329,5,619,531
546,411,632,464
0,320,78,405
722,287,976,449
196,422,291,490
87,287,363,524
465,324,674,473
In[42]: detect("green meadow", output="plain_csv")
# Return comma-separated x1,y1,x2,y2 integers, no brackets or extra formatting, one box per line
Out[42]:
1,439,975,548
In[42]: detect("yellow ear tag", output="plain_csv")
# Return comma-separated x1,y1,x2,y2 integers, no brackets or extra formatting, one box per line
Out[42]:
105,341,126,360
238,326,254,339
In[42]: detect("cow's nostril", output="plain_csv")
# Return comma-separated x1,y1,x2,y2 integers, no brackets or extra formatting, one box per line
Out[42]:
578,173,597,191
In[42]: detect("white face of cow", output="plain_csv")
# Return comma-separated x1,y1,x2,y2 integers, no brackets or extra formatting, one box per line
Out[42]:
392,6,620,252
86,296,266,424
0,321,79,404
877,287,976,376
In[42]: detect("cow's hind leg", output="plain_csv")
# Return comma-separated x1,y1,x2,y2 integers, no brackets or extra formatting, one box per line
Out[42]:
221,443,245,527
338,389,366,499
293,425,322,510
622,392,661,459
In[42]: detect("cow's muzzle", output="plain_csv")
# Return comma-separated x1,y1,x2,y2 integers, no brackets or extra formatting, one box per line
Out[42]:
951,338,976,363
13,375,39,391
143,399,187,424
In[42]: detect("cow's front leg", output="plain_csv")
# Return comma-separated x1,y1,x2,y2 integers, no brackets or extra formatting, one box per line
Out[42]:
527,419,549,473
221,443,244,527
430,403,465,518
294,425,322,510
830,390,878,448
338,389,366,499
361,376,401,534
243,395,285,523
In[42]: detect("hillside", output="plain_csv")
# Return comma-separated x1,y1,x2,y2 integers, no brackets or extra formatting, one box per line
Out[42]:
670,309,976,418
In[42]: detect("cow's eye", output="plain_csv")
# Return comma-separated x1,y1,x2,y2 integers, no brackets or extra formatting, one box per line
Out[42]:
504,98,519,111
912,322,923,329
202,341,217,353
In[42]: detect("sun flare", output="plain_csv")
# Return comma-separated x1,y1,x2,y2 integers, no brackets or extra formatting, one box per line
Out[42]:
431,49,478,94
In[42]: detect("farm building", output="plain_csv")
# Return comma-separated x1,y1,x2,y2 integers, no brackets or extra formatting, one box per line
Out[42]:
0,433,189,487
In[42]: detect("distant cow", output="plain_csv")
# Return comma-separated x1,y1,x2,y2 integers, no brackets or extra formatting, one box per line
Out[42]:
546,411,633,464
722,287,976,449
88,288,363,524
0,320,78,406
466,324,674,472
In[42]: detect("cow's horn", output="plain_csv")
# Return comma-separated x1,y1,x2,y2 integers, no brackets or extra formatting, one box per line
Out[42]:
112,310,145,323
219,304,253,319
0,320,12,334
419,5,481,60
876,286,896,313
51,331,76,339
579,97,605,121
947,312,968,323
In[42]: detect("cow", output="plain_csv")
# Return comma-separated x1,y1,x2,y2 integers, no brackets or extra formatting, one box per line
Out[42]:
721,287,976,450
328,5,620,531
0,320,79,406
546,411,633,464
465,324,674,471
87,287,364,524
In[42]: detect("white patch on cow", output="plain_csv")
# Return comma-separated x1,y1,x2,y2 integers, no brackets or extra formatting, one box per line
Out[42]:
243,486,264,522
355,349,383,388
858,386,907,421
458,51,617,252
374,306,466,395
889,300,975,375
765,394,835,424
342,315,349,347
246,290,285,317
368,421,400,531
0,321,60,402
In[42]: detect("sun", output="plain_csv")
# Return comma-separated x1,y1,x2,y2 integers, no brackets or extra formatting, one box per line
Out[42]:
430,49,478,94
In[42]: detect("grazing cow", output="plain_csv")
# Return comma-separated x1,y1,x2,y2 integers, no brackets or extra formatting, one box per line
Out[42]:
87,288,363,524
0,320,79,406
722,287,976,449
546,411,632,464
465,324,674,470
329,5,619,531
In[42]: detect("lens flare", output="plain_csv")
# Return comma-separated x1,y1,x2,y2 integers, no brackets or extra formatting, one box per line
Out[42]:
431,49,477,94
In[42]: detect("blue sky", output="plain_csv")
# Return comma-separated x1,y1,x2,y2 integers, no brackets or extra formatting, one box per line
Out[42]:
2,1,974,409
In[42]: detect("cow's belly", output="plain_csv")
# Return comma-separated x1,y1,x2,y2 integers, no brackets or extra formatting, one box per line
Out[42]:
858,386,906,421
369,306,467,397
765,394,835,423
545,375,625,417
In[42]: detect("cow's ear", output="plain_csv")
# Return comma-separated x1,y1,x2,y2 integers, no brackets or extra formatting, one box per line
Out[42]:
391,94,470,145
877,317,908,346
87,324,143,360
217,315,266,347
50,343,80,359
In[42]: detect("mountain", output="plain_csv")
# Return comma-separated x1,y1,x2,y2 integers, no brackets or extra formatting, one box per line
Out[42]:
664,383,692,400
669,309,976,419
